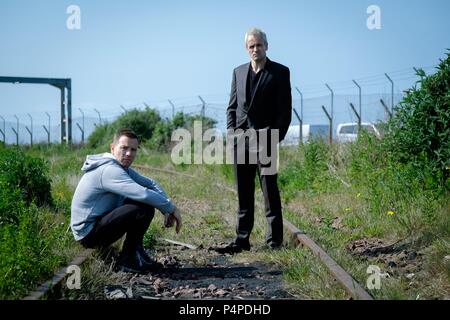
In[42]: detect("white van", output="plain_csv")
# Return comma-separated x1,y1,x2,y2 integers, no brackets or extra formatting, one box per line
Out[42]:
336,122,380,143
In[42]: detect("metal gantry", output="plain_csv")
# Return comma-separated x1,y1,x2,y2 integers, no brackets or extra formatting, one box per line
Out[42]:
0,76,72,144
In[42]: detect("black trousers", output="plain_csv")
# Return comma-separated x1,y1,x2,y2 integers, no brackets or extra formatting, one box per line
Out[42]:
233,138,283,247
79,199,155,254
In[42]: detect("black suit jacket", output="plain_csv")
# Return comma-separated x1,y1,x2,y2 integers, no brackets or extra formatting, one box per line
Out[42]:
226,58,292,141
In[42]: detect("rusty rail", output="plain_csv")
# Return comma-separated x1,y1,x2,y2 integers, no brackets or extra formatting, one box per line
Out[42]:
283,219,373,300
23,164,373,300
22,249,94,300
137,162,374,300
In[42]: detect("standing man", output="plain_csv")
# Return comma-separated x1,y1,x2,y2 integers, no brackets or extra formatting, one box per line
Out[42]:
71,128,182,273
216,28,292,254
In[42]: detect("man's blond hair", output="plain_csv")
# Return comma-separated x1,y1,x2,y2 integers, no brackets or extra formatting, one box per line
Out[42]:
244,28,268,47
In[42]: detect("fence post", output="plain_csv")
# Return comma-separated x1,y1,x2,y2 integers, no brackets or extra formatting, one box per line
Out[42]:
45,112,51,143
352,80,362,130
198,96,206,119
349,103,361,132
292,108,302,145
26,113,33,146
325,84,334,122
168,100,175,118
321,105,333,145
295,87,304,144
94,108,102,126
0,115,5,143
76,122,84,145
380,99,393,119
384,73,394,114
42,125,50,145
13,115,19,145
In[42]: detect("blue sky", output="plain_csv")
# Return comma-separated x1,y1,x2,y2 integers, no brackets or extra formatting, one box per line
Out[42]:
0,0,449,141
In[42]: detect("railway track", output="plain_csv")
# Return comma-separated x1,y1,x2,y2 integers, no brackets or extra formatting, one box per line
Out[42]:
23,164,373,300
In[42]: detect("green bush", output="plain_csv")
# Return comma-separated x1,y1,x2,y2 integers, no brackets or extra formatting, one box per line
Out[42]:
86,123,112,150
87,108,217,151
87,107,162,149
146,119,175,151
0,204,69,299
114,107,161,142
0,146,71,299
0,147,53,208
279,139,334,200
384,50,450,186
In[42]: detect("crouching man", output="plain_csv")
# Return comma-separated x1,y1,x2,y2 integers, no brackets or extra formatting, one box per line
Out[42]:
70,128,182,273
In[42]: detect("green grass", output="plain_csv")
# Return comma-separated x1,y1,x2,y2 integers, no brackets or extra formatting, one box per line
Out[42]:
1,136,448,300
276,140,449,299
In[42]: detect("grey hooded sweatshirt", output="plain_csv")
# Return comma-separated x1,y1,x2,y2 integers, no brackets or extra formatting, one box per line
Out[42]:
70,153,175,241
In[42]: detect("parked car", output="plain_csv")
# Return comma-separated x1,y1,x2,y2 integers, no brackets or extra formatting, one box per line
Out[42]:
336,122,380,143
281,124,330,146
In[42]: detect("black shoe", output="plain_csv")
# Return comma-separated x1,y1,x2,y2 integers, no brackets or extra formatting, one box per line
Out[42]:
117,251,163,274
268,242,283,250
137,245,156,264
215,242,250,255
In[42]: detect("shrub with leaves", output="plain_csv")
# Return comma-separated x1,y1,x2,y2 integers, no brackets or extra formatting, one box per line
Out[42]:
384,50,450,186
87,107,162,149
0,147,53,209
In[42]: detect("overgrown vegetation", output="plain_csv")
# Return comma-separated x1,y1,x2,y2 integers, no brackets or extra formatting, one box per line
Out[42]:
383,51,450,186
88,108,217,151
0,146,75,299
277,52,450,298
1,52,448,300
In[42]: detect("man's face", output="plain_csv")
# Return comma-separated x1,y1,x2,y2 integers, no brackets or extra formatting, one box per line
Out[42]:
110,135,139,169
246,35,267,63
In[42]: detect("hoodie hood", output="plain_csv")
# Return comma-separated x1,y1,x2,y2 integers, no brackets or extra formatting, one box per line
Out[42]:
81,153,118,172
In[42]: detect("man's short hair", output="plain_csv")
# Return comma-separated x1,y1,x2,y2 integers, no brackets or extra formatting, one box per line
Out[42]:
113,128,139,145
245,28,268,47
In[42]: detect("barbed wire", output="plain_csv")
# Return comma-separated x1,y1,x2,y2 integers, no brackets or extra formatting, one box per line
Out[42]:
0,64,438,144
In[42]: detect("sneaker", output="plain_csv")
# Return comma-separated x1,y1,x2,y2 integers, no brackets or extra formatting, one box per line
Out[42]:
117,251,163,274
214,242,250,255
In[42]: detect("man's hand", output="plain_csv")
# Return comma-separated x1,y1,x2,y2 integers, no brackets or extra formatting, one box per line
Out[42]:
164,207,182,233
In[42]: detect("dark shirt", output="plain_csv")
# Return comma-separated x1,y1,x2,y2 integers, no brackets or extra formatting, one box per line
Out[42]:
246,65,264,106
